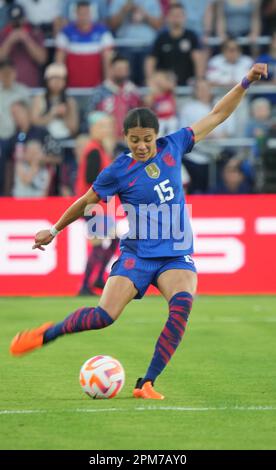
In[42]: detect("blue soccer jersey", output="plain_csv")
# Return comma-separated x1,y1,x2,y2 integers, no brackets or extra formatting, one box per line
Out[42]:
92,127,195,258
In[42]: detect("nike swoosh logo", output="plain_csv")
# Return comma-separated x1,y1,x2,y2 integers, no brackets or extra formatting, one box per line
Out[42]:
128,177,138,187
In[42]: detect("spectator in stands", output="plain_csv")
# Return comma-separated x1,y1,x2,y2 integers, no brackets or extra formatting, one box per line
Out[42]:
55,1,114,88
13,140,53,197
246,98,272,158
256,32,276,79
88,54,141,141
0,59,30,141
180,78,233,137
61,0,110,25
0,1,14,31
143,70,178,136
0,4,47,87
179,78,245,193
0,59,30,196
259,28,276,66
16,0,62,37
206,38,253,86
108,0,163,85
206,38,251,137
31,63,79,141
76,111,117,296
255,32,276,104
178,0,216,40
216,0,261,42
259,117,276,192
63,132,90,195
261,0,276,35
6,101,62,196
210,157,253,194
178,79,212,193
75,111,114,196
30,62,79,195
145,3,204,86
74,133,90,167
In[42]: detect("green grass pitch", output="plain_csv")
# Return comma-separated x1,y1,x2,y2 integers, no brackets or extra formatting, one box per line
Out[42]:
1,295,276,450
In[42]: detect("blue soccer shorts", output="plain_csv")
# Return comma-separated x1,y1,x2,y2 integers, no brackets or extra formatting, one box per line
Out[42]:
109,251,197,299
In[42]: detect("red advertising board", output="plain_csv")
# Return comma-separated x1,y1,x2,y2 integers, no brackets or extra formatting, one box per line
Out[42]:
0,195,275,295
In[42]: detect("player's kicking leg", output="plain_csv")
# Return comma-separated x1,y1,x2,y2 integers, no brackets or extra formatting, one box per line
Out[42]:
133,269,197,400
10,276,136,356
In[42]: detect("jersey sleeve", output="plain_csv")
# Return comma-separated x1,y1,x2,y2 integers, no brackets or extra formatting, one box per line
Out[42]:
166,127,195,155
55,30,69,51
92,164,119,201
100,30,114,50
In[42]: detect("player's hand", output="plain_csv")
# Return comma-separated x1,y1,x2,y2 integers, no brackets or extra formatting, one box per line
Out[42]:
32,230,55,251
247,63,268,83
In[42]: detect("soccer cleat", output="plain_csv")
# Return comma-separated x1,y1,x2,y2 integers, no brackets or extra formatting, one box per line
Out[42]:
10,322,54,356
133,378,165,400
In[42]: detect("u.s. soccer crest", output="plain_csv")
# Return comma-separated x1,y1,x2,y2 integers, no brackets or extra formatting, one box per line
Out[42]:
145,163,160,179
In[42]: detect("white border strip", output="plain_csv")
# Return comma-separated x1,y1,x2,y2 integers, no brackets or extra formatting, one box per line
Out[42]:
1,406,276,415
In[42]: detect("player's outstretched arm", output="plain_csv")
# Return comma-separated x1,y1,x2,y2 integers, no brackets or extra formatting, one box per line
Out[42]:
191,63,268,143
32,188,100,251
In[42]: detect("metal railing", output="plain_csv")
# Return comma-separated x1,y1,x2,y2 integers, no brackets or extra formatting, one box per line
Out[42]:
59,137,276,150
44,35,272,49
29,84,276,97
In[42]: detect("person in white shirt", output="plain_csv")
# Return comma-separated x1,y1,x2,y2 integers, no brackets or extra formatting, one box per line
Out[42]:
13,140,51,197
16,0,63,36
179,78,248,192
207,38,253,86
0,59,30,140
180,78,234,137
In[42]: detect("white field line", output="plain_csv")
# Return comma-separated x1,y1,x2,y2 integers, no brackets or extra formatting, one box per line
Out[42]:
1,406,276,415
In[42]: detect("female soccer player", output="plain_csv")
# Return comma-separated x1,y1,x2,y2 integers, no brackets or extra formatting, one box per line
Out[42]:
10,64,267,400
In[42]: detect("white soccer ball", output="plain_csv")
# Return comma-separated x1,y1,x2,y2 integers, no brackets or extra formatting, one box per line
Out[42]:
79,355,125,399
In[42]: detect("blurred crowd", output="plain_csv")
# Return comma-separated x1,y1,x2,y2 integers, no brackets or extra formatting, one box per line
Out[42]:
1,0,276,198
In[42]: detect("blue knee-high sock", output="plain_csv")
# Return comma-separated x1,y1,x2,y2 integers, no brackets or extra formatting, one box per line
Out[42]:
141,291,193,384
43,306,113,344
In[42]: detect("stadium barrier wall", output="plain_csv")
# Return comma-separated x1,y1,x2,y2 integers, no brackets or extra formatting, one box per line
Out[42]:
0,195,275,295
